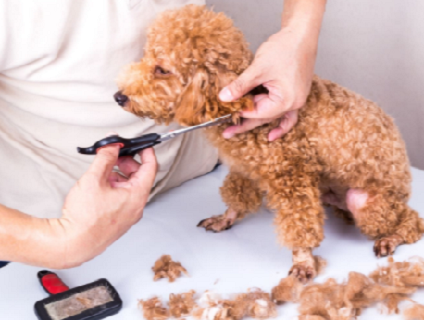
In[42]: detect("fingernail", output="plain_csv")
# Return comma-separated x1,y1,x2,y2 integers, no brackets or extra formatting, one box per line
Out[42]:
223,131,235,139
268,134,276,142
219,87,233,102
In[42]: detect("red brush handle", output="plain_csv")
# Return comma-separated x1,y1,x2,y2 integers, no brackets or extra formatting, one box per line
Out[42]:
38,270,69,295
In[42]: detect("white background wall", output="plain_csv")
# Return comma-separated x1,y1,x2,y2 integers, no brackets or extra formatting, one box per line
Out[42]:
207,0,424,169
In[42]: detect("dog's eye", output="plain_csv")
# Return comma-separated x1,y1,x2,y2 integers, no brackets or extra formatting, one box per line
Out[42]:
154,66,171,76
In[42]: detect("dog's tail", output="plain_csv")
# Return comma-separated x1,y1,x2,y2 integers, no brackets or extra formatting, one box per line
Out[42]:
418,215,424,234
398,205,424,244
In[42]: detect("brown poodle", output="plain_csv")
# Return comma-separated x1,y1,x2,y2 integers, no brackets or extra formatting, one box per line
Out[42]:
115,5,424,282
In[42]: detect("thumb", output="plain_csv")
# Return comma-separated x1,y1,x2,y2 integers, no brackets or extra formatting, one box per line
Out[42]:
219,64,264,102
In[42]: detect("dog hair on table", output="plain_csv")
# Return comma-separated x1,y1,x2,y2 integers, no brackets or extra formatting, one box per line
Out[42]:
139,257,424,320
404,304,424,320
152,255,189,282
139,297,170,320
168,291,196,318
271,257,424,319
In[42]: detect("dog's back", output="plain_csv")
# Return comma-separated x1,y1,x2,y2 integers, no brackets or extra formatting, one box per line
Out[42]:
300,77,411,198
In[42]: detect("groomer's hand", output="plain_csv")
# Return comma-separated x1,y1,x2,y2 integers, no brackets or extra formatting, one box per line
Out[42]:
58,145,157,267
220,0,326,141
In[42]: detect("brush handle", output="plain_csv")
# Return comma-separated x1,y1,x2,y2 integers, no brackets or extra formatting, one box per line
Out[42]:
37,270,69,295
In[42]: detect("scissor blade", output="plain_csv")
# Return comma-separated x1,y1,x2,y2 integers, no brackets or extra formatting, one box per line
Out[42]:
159,114,232,142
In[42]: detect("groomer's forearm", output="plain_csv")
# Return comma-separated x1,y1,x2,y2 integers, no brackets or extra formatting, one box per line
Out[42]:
281,0,326,48
0,204,68,268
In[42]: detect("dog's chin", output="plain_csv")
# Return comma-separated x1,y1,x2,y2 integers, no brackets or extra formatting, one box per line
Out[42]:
120,104,143,117
121,105,130,112
121,100,170,124
175,114,216,127
176,118,206,127
175,112,241,128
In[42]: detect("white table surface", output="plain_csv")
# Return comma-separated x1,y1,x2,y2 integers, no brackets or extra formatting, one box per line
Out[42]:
1,165,424,319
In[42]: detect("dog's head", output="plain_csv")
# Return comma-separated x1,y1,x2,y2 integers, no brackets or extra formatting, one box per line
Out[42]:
115,5,254,126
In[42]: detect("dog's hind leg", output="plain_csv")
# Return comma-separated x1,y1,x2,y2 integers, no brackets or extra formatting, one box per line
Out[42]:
346,189,424,257
197,171,262,232
373,204,424,257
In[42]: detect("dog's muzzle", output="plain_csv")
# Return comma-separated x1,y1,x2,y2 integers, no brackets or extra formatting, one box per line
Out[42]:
114,91,129,107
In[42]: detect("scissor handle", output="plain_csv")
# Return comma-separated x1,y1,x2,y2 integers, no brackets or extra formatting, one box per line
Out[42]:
37,270,69,295
77,133,161,157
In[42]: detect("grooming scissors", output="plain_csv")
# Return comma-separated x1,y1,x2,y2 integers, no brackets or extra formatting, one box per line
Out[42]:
77,114,232,157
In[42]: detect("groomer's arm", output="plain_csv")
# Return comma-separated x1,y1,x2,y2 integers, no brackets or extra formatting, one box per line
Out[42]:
0,146,157,269
220,0,327,141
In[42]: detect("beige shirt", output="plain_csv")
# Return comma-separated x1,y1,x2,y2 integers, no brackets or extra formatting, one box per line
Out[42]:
0,0,217,218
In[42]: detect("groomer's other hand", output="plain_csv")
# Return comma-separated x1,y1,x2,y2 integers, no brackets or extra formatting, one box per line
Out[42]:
220,30,305,142
59,145,157,267
219,0,326,142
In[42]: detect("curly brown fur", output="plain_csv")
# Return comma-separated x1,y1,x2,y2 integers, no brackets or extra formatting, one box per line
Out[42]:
116,5,424,280
404,304,424,320
239,289,277,319
294,271,416,319
139,297,170,320
117,5,253,125
192,289,276,320
271,275,304,303
369,256,424,288
168,291,197,318
152,255,189,282
192,291,247,320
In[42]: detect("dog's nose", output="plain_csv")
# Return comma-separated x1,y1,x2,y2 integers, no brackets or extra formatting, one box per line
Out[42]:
114,91,128,106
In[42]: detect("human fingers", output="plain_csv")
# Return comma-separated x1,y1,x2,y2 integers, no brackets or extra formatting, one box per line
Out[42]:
268,110,299,141
223,118,272,139
87,144,120,181
218,62,265,102
108,172,128,186
241,93,286,119
128,148,158,192
116,156,141,178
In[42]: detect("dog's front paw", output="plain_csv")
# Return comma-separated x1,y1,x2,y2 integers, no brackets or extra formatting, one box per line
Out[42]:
373,234,404,258
288,262,317,284
197,215,234,233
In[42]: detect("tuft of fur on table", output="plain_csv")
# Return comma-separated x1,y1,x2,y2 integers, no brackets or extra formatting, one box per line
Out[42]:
139,297,169,320
140,256,424,320
369,256,424,287
152,255,189,282
271,275,303,303
404,304,424,320
168,291,196,318
192,289,277,320
271,256,424,319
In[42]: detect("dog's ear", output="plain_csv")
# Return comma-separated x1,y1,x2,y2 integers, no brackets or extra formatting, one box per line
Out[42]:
175,67,209,125
175,67,255,126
